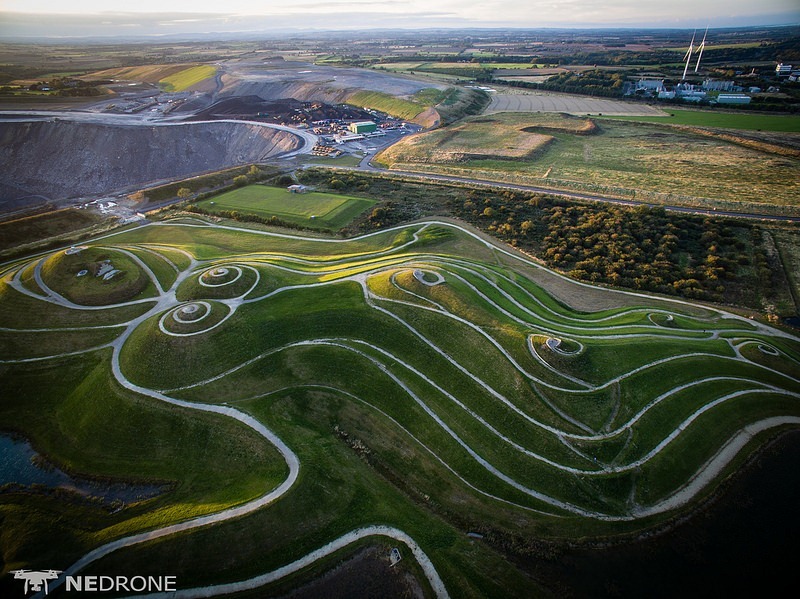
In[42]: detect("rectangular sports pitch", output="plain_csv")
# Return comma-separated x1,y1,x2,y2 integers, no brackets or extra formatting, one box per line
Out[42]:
196,185,376,229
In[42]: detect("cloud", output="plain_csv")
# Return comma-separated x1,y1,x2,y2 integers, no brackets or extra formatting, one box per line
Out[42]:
0,0,798,38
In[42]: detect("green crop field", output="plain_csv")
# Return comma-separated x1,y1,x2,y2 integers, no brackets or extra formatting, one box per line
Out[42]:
194,185,377,230
603,108,800,132
1,217,798,597
377,112,800,214
159,65,217,92
347,89,427,121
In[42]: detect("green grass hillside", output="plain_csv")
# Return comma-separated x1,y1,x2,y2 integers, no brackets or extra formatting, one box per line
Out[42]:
1,218,797,597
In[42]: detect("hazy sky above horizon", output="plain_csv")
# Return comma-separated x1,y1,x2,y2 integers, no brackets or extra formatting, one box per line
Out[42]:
1,0,798,36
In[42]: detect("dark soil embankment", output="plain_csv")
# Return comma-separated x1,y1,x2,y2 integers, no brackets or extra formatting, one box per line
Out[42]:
190,95,376,125
0,120,301,211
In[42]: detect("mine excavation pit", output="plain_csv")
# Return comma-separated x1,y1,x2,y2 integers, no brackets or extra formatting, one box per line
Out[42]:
0,118,306,211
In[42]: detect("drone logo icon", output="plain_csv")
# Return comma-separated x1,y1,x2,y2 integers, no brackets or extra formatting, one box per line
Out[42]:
10,570,62,596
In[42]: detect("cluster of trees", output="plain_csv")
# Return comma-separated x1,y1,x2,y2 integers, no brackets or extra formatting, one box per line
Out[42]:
498,70,627,98
449,190,756,303
366,203,404,228
538,205,746,300
28,77,108,97
555,41,797,67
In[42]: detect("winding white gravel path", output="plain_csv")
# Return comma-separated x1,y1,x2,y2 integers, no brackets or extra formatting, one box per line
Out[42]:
124,526,449,599
4,217,797,597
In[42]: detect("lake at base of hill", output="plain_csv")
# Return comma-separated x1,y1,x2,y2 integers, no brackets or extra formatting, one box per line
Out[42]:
0,433,167,507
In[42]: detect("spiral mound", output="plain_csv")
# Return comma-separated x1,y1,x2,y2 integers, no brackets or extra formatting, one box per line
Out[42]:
199,266,243,287
413,269,445,286
158,301,231,336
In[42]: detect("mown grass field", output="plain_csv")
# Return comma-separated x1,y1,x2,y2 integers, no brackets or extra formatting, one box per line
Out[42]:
195,185,376,230
1,219,798,597
377,112,800,213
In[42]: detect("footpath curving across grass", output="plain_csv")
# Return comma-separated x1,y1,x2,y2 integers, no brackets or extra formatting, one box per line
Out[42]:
194,185,377,230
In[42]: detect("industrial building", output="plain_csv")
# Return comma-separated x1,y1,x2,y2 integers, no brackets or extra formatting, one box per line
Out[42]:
634,79,665,94
348,121,377,134
702,79,741,92
334,133,365,143
716,94,752,105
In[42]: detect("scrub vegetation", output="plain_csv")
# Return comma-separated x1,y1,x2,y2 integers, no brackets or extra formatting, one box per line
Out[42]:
376,112,800,214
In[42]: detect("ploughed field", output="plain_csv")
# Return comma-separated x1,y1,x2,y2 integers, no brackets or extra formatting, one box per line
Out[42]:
1,218,798,597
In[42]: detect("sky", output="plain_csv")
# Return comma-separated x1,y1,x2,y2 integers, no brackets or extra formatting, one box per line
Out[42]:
1,0,798,38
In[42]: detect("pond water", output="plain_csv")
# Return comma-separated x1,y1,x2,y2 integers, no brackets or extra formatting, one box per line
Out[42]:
0,433,166,505
528,430,800,597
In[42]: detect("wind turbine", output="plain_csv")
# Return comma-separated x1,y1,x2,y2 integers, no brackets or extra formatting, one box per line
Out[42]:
682,30,696,81
694,27,708,72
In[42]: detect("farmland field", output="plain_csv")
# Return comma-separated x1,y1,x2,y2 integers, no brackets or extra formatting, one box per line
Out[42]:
158,65,217,92
194,185,376,230
85,64,217,91
486,91,665,116
347,89,429,120
1,217,797,597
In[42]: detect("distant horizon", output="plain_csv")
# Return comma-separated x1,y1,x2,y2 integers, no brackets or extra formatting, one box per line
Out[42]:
1,1,799,40
1,19,799,43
